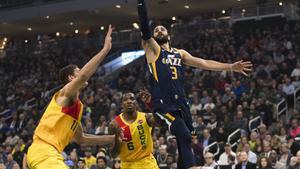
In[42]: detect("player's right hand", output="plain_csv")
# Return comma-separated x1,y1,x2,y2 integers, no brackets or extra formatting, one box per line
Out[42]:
138,88,151,104
103,24,113,50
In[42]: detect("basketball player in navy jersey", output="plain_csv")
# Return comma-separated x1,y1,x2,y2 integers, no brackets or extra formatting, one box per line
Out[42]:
136,0,252,169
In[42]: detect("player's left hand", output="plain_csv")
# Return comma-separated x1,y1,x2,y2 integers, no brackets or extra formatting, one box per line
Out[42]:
231,60,253,76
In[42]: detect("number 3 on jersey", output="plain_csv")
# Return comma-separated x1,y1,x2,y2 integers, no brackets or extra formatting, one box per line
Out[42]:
170,66,178,79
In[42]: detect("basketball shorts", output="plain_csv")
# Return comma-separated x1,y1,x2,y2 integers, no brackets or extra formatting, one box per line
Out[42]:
27,138,68,169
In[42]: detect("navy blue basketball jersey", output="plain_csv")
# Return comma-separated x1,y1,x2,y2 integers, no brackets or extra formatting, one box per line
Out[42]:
147,47,188,114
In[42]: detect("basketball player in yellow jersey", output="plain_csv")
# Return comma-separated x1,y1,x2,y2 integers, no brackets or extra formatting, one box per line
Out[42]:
108,92,158,169
27,25,120,169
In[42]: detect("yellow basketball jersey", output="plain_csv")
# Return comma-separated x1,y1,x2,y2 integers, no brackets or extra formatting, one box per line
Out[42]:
115,112,153,162
33,92,83,153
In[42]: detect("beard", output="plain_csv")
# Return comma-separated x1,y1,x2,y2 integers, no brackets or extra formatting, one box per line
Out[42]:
154,35,169,45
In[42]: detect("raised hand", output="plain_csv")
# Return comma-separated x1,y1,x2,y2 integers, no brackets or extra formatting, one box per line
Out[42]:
103,24,113,50
231,60,253,76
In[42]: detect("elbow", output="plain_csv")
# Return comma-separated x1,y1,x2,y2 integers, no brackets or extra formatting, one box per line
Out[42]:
77,74,88,83
75,135,84,145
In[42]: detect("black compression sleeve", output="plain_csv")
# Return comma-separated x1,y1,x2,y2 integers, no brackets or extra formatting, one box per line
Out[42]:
137,0,151,40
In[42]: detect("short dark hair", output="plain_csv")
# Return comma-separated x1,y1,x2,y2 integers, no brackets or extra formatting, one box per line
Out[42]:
78,157,85,163
97,156,106,164
59,64,77,85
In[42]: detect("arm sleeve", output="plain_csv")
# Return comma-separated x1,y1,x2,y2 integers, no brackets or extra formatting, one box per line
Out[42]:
137,0,152,40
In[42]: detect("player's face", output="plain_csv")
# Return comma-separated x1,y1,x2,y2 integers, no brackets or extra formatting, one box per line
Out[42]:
153,25,170,45
72,67,88,88
122,93,137,113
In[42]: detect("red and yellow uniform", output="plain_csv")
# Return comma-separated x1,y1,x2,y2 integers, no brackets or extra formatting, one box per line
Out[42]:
27,92,83,169
115,111,158,169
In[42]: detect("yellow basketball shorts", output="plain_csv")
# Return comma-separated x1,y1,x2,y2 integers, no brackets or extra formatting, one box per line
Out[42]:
121,154,159,169
27,140,68,169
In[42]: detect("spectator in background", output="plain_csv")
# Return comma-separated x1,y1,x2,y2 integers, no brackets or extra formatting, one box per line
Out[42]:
278,143,291,166
95,116,109,135
5,154,17,169
84,119,95,134
203,97,216,110
190,98,202,113
282,77,295,106
233,81,247,99
11,145,22,167
0,163,5,169
260,142,272,158
201,128,215,149
258,124,269,140
90,156,111,169
202,105,214,124
236,136,248,152
234,151,256,169
218,143,236,165
193,116,206,139
243,143,257,164
156,145,168,169
278,127,287,143
77,157,87,169
291,60,300,89
248,131,258,151
0,118,8,132
291,62,300,78
257,157,273,169
111,158,121,169
289,119,300,138
84,147,96,169
288,155,300,169
16,113,26,133
207,114,218,131
12,163,19,169
269,151,285,169
202,152,219,169
233,111,248,132
215,127,227,144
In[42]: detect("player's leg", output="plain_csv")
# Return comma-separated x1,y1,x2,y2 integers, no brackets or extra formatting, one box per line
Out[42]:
176,141,186,169
170,116,196,169
155,111,199,169
27,143,68,169
33,154,68,169
121,154,158,169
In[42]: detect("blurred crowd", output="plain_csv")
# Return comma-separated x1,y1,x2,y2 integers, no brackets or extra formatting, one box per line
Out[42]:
0,18,300,169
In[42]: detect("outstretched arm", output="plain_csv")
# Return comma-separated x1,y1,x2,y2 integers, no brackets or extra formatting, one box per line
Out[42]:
74,123,115,146
137,0,160,63
61,25,113,99
180,49,253,76
108,120,122,158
